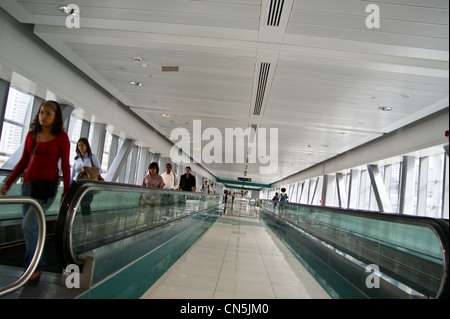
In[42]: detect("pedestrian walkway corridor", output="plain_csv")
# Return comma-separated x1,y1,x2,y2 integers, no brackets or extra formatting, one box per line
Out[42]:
141,200,330,299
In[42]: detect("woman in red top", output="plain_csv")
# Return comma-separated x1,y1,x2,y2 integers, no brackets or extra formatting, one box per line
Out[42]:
1,100,71,281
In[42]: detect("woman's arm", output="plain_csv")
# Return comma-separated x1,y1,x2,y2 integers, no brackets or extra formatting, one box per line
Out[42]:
2,132,33,191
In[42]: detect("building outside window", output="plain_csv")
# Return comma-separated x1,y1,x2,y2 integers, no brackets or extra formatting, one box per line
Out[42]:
0,87,34,166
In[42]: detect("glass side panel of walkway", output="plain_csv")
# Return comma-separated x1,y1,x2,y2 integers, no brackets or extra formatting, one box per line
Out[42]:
141,200,330,299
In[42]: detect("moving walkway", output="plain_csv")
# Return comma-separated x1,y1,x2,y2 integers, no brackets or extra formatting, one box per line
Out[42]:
259,199,448,298
0,176,222,298
0,171,448,298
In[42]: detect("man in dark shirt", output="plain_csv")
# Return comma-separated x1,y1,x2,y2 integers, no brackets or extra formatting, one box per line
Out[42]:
178,166,196,192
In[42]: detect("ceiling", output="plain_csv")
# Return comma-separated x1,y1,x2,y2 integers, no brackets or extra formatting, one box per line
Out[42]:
1,0,448,185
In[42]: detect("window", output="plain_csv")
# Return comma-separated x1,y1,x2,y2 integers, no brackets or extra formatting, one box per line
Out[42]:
101,131,113,175
67,115,83,167
426,154,445,218
389,163,401,213
0,87,34,165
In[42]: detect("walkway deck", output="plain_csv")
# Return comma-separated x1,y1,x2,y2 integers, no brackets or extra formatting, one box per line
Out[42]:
141,200,330,299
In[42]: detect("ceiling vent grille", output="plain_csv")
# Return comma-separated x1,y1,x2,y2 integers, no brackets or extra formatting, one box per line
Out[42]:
253,63,270,115
267,0,285,26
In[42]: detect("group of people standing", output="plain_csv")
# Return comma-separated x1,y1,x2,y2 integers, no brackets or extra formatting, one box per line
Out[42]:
272,188,289,202
141,161,217,194
141,163,199,193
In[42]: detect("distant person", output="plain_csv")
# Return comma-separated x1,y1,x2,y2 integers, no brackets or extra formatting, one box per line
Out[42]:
279,188,286,201
178,166,196,192
142,162,165,189
272,192,279,213
71,137,102,226
139,162,164,225
223,190,228,203
71,137,102,185
161,163,178,190
200,179,209,193
231,191,236,209
1,100,71,282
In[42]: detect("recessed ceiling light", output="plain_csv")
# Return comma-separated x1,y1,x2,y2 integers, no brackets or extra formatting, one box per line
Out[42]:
378,106,393,111
161,113,171,118
339,132,349,136
129,81,142,87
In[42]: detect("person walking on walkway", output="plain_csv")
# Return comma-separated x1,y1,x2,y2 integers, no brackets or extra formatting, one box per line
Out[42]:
1,100,71,282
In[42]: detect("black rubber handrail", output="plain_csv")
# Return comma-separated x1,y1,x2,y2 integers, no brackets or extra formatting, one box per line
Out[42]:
0,196,46,297
55,180,221,268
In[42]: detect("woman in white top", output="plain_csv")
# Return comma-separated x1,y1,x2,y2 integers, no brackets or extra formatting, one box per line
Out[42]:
71,137,102,184
161,163,178,190
71,137,102,220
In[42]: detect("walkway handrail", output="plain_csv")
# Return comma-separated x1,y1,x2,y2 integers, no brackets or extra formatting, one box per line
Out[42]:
55,180,221,268
0,196,46,297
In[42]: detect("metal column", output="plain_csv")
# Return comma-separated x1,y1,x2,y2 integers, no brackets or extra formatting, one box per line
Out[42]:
367,165,393,213
105,139,135,182
90,123,106,165
347,169,360,209
417,157,429,216
336,173,348,208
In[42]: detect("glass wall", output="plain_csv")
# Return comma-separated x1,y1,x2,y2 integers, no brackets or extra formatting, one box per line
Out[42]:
262,148,449,219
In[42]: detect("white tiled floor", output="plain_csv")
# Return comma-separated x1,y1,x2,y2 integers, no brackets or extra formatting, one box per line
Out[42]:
140,201,330,299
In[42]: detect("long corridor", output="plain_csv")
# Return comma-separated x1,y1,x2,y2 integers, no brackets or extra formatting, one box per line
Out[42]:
141,200,330,299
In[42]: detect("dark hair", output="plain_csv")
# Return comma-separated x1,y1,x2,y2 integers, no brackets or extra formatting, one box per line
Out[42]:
148,162,159,174
30,100,64,137
74,137,93,160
